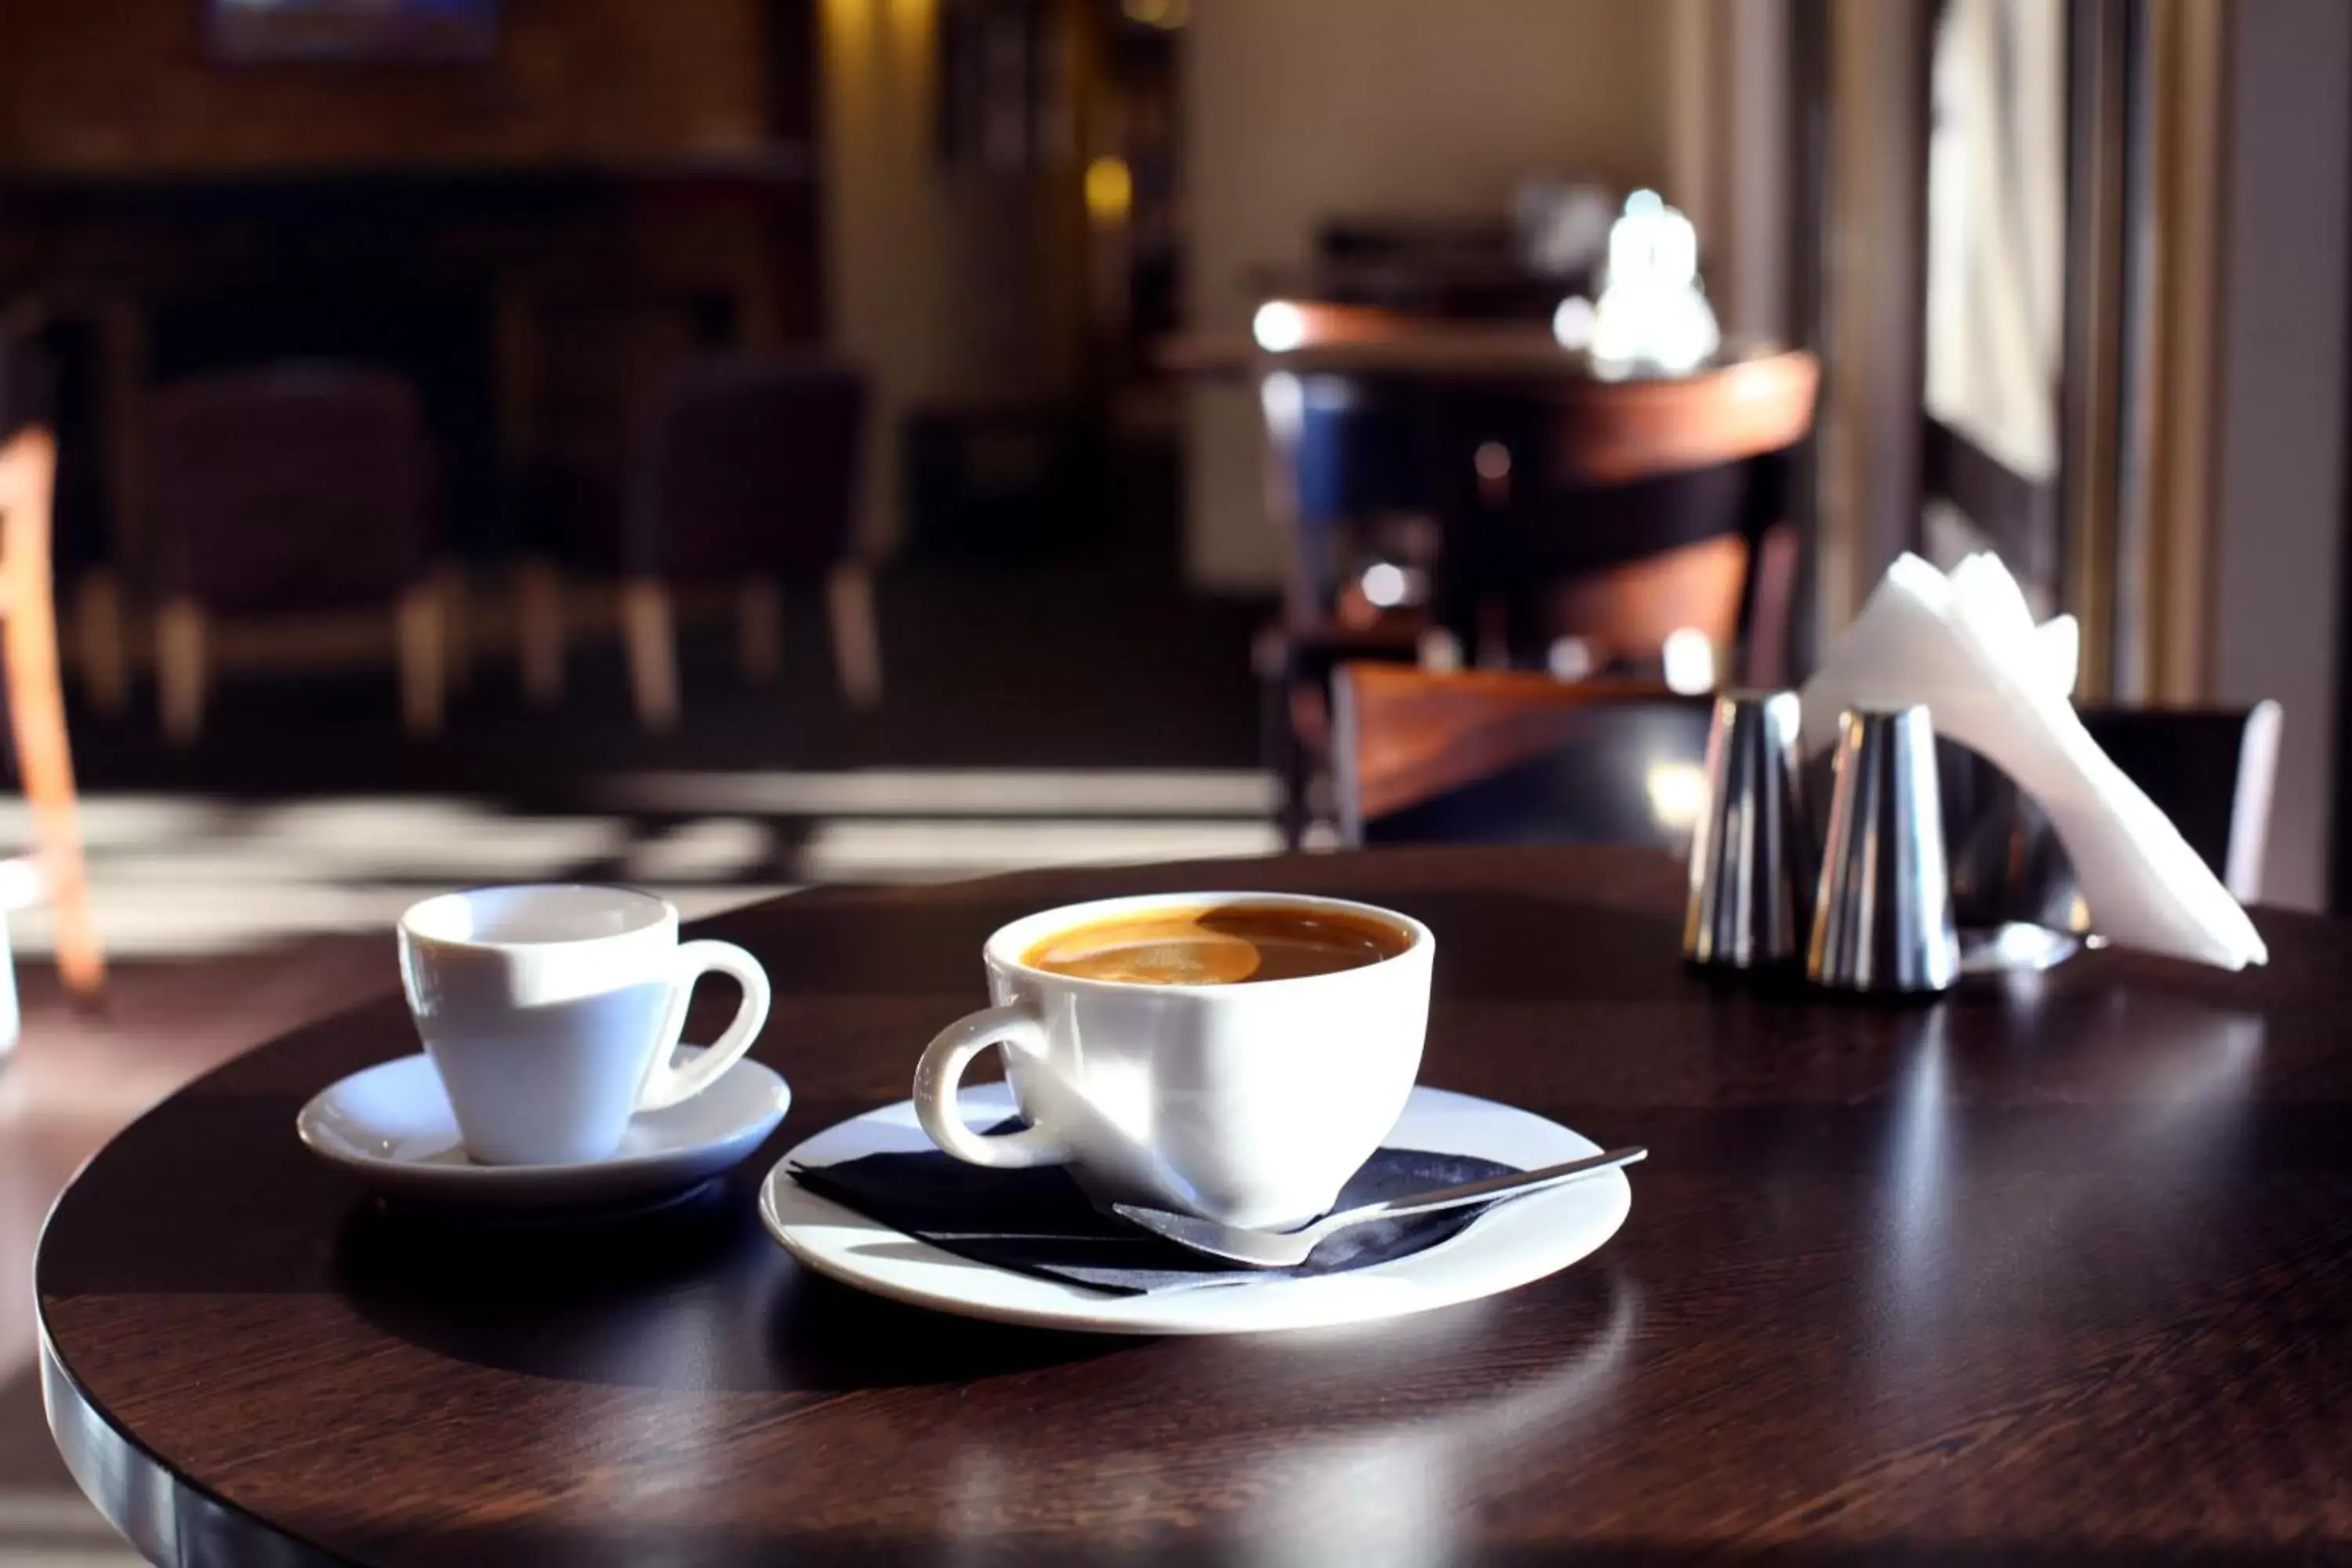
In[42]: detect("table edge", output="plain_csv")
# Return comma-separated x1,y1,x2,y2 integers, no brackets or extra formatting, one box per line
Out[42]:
40,1307,350,1567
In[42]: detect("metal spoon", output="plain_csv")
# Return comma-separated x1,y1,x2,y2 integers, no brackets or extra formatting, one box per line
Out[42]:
1110,1145,1647,1269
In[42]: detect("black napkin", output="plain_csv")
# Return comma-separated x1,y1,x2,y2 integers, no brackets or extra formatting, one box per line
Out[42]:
788,1123,1518,1296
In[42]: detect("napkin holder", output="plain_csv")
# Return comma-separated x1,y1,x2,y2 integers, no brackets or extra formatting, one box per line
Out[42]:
1799,552,2265,971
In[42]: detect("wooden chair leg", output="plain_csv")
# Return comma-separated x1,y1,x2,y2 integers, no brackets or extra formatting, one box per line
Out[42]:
8,579,103,996
72,570,129,718
437,561,473,696
737,575,783,684
514,557,567,707
156,598,208,746
1265,680,1308,853
395,583,446,739
826,562,883,708
622,578,681,731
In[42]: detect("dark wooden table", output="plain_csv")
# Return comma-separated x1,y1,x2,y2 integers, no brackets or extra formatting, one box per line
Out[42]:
38,848,2352,1564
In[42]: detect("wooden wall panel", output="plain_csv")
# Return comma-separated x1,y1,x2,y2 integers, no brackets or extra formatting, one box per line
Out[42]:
0,0,771,172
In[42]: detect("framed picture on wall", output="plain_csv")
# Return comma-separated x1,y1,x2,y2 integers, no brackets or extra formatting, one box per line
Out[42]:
206,0,501,65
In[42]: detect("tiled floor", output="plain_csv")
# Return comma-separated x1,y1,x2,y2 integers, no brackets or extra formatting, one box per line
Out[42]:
0,767,1287,959
0,557,1290,1559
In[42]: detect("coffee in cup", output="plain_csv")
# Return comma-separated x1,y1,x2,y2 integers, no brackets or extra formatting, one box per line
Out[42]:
1021,902,1411,985
914,892,1432,1229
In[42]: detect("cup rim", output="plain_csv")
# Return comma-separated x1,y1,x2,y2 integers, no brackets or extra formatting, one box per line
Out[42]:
984,890,1431,994
399,883,677,950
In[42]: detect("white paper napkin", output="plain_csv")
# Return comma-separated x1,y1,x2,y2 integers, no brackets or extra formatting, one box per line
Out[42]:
1799,553,2267,970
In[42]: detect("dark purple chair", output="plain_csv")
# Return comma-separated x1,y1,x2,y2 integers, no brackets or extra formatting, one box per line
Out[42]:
148,363,444,740
521,354,873,729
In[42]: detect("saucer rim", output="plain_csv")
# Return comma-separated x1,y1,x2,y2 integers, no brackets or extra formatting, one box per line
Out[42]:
759,1084,1632,1336
296,1049,791,1189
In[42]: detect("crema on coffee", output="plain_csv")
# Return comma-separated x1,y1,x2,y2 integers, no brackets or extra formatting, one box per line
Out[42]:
1021,902,1411,985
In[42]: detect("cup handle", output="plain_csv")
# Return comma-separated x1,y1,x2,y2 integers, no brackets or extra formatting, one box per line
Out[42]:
913,1004,1069,1168
637,939,772,1112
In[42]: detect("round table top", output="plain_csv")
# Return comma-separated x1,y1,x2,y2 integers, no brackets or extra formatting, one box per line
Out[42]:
1156,325,1794,382
39,847,2352,1565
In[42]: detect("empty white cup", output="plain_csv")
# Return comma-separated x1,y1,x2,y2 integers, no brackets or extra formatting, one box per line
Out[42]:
397,884,771,1166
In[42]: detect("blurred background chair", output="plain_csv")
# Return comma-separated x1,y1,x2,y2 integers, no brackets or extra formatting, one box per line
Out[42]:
1279,382,1431,633
0,421,103,995
1435,347,1820,678
1264,345,1817,846
148,362,444,742
1331,662,1711,848
520,354,874,731
1942,702,2284,927
2082,704,2283,901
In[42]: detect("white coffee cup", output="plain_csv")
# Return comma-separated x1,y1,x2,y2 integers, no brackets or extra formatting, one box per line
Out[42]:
397,884,772,1166
913,892,1432,1229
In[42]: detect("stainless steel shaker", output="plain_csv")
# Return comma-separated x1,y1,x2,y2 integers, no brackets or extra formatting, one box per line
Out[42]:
1807,704,1960,995
1682,690,1813,973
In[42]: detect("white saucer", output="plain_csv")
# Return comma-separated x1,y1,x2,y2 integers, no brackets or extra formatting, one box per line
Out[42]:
298,1048,791,1212
760,1084,1632,1335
